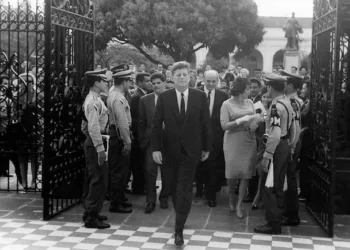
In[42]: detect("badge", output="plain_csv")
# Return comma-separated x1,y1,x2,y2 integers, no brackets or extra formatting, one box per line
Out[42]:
270,104,280,127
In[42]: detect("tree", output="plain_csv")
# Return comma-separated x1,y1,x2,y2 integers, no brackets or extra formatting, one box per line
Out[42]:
94,0,265,66
95,42,174,69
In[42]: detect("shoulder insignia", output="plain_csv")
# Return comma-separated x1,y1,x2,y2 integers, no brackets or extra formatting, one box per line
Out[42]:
270,104,281,127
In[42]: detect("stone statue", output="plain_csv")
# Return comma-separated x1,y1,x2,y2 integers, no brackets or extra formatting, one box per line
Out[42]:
283,12,303,50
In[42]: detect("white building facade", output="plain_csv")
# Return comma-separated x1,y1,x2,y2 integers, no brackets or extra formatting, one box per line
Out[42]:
195,16,312,73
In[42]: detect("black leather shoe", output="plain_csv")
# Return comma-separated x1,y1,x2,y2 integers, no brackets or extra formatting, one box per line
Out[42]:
83,214,107,222
109,204,133,213
122,202,133,208
208,200,217,207
174,230,184,246
85,217,110,229
160,200,168,209
145,202,155,213
254,223,281,235
281,216,300,226
252,204,258,210
132,190,146,195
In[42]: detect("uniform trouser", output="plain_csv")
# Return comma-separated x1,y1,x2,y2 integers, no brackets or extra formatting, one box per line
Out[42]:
195,164,204,193
169,149,198,230
130,143,145,192
263,140,290,226
284,153,300,219
144,145,170,203
108,130,130,205
82,137,106,217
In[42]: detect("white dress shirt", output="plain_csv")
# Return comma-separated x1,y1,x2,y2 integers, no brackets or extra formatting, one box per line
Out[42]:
204,86,215,116
154,93,158,106
175,88,189,113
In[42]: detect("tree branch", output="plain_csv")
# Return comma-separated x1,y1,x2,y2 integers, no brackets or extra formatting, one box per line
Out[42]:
133,45,164,65
192,43,206,53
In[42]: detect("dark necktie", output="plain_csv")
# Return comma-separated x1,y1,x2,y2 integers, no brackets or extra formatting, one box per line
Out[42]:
180,93,185,124
207,91,211,107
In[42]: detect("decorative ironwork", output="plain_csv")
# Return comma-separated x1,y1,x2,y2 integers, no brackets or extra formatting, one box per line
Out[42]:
42,0,94,220
307,0,350,237
0,0,45,193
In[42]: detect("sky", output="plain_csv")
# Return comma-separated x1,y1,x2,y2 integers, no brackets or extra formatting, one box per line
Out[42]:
254,0,313,17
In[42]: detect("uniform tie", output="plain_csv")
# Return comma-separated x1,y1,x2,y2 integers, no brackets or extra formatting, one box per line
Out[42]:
181,93,185,124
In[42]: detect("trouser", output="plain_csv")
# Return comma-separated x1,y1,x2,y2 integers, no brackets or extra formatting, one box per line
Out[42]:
130,143,145,192
263,140,290,226
108,129,130,205
284,150,299,219
169,149,198,230
82,137,106,216
298,131,311,196
195,163,204,193
202,150,224,201
0,132,22,183
144,145,170,203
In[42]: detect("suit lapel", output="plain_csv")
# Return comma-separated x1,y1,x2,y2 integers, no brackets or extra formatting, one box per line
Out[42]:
171,89,181,121
149,94,155,114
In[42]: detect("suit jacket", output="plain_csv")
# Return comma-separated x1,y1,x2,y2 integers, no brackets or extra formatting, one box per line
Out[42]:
250,93,262,104
152,88,212,161
139,93,156,150
131,88,146,145
198,87,229,154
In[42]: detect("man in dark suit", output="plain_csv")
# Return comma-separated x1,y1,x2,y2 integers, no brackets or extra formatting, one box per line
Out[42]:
152,61,212,246
139,72,170,213
197,70,229,207
130,72,152,194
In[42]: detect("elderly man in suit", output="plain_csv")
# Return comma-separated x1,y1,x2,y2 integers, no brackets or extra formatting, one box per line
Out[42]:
152,61,212,246
130,72,152,194
139,72,170,213
197,70,229,207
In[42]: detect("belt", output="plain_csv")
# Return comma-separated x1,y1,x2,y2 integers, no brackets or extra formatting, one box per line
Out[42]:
280,135,288,140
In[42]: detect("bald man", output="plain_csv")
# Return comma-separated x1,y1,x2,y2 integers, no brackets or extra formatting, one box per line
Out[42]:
197,70,229,207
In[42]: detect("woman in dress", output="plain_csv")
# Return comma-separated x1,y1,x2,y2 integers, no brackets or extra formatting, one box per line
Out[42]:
252,86,271,209
220,78,257,219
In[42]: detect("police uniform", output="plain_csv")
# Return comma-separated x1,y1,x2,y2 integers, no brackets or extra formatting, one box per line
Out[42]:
81,69,110,229
254,73,294,235
280,70,304,225
107,67,133,213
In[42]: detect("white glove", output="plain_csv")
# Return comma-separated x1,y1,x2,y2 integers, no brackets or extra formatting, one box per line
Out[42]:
236,115,251,125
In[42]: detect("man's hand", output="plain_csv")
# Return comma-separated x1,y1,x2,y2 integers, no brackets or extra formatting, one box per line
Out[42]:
201,151,210,162
98,151,107,165
153,151,162,164
122,143,131,156
261,157,270,173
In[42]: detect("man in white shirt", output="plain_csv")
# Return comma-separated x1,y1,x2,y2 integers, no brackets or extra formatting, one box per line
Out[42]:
152,61,212,246
196,70,229,207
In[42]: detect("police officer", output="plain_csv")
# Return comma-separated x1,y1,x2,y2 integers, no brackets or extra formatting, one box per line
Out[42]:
254,73,294,235
81,69,110,229
107,67,133,213
280,70,304,226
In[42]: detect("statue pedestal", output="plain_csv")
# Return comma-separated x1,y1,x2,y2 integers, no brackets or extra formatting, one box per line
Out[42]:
283,50,300,72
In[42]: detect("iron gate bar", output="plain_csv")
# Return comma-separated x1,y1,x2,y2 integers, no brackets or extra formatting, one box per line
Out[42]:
43,0,94,220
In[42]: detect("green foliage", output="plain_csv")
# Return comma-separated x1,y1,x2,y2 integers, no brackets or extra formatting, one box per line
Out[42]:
203,52,229,72
95,42,174,70
94,0,265,64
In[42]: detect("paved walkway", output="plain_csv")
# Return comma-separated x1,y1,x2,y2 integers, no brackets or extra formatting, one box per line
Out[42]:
1,187,350,249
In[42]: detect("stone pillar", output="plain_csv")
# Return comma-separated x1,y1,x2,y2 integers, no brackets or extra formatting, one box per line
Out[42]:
284,50,300,72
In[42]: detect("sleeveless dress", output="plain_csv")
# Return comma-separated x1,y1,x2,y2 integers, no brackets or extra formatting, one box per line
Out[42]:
220,98,257,179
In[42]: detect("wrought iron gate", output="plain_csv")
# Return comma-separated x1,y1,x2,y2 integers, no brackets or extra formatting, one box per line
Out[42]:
0,0,45,193
307,0,350,237
42,0,94,220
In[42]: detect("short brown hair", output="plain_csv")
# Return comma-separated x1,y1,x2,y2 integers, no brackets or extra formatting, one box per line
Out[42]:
171,61,190,75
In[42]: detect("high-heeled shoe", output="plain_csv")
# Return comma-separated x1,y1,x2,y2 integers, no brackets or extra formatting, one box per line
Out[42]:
229,205,235,212
236,206,244,219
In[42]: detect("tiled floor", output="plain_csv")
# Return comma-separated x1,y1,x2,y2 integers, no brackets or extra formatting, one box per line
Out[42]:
0,218,350,250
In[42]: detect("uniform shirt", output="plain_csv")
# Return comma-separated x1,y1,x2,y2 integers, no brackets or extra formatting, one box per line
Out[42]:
82,91,108,153
263,95,294,160
107,90,132,144
204,86,215,116
175,88,189,113
286,92,304,152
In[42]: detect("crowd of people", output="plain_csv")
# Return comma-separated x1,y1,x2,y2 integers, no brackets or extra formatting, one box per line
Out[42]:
82,60,311,245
